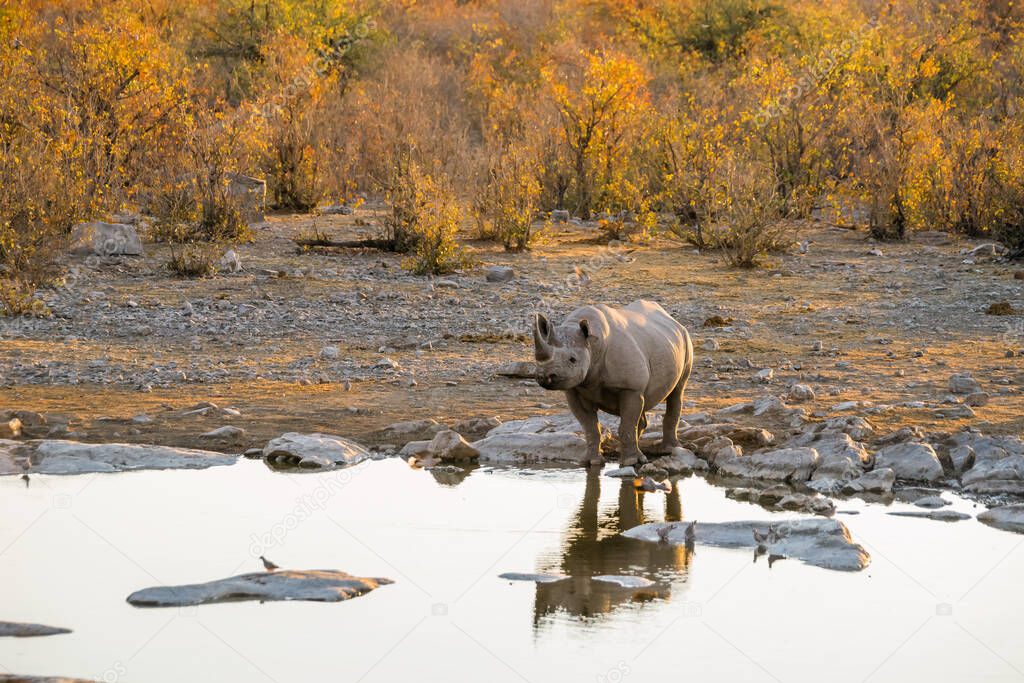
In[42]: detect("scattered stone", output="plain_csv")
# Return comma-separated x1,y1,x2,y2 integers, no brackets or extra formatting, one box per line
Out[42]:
0,622,72,637
651,447,707,473
70,221,144,256
776,492,835,516
716,447,819,482
965,392,990,407
636,461,668,477
127,569,391,606
962,456,1024,495
949,445,976,475
978,505,1024,534
966,243,1002,258
702,338,720,352
218,249,242,273
985,301,1016,316
786,384,815,403
681,423,774,450
320,346,341,360
225,172,266,223
424,430,479,461
876,426,924,446
948,374,982,395
498,572,568,584
841,468,895,494
320,204,353,215
874,442,944,482
624,518,870,571
934,404,976,420
484,266,515,283
262,433,370,469
451,417,501,440
495,361,535,378
376,419,445,442
551,209,570,223
199,425,246,444
703,315,731,327
755,368,774,383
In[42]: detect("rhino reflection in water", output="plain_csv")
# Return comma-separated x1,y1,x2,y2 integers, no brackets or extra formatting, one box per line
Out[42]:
533,469,692,624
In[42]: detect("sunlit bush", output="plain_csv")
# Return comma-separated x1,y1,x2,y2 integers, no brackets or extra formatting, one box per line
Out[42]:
474,142,543,251
382,156,471,274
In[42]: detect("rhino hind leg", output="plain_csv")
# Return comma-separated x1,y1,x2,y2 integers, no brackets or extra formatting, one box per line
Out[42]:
655,379,686,453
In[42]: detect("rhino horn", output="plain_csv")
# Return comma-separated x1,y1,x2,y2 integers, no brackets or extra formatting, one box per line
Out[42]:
533,313,553,360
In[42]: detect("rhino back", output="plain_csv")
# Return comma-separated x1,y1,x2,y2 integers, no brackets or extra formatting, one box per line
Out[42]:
595,301,691,401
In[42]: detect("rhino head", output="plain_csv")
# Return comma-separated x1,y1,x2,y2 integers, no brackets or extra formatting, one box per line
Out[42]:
533,312,592,390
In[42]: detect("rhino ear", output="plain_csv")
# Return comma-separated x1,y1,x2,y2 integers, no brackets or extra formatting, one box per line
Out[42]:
579,319,591,339
534,313,553,360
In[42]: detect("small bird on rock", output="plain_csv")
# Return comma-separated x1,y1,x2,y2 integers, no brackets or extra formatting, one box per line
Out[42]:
259,555,279,572
684,521,697,552
20,474,29,487
656,524,673,544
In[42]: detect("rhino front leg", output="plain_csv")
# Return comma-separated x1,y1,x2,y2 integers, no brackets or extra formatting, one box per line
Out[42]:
618,390,646,466
567,391,603,467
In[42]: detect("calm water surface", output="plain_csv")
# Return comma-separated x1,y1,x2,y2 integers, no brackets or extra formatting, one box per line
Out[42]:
1,458,1022,682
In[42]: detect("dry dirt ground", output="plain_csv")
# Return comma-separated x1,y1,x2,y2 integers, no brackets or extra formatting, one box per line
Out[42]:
1,207,1022,452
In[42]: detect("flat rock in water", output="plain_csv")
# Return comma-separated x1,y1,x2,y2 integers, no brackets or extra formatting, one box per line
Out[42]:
0,621,72,637
604,466,637,478
498,572,568,584
888,510,971,522
9,441,237,475
127,570,392,606
472,431,586,464
624,518,870,571
262,433,369,469
592,575,656,589
978,504,1024,534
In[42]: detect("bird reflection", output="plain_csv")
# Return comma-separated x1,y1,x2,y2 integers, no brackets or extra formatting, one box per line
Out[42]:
532,468,693,625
